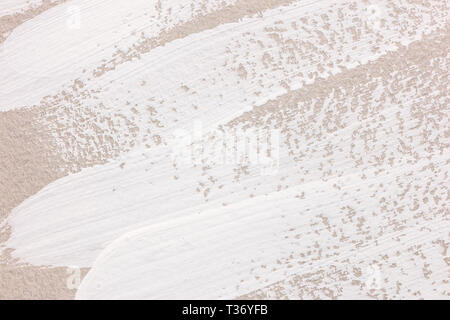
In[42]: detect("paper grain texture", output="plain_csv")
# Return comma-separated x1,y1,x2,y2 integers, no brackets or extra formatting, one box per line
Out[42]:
0,0,449,299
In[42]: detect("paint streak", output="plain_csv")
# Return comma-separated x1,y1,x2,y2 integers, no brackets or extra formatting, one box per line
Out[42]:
1,0,449,299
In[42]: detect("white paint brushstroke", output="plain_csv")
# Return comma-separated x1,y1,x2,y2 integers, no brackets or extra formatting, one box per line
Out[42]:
0,0,446,111
0,0,238,109
4,75,449,268
75,160,449,299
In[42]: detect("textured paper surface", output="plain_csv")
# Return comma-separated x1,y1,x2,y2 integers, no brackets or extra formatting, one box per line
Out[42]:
0,0,449,299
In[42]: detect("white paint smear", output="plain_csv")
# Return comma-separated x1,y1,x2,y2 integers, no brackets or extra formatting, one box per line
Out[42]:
2,0,449,299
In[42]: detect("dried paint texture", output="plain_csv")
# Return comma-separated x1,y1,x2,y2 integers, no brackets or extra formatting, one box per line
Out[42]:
0,0,449,299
